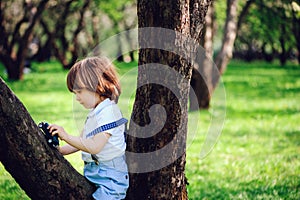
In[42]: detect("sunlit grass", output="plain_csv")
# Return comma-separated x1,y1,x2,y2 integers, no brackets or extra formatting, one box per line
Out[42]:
186,60,300,199
0,60,299,199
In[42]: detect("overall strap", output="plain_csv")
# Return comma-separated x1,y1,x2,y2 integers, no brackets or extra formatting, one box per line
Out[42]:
86,118,128,138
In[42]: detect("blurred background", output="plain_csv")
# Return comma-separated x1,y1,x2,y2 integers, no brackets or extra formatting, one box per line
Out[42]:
0,0,299,80
0,0,299,199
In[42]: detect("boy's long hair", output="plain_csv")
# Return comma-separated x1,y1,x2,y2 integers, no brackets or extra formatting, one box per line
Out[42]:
67,56,121,103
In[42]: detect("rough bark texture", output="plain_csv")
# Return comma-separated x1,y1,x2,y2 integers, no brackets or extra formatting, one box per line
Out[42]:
0,77,95,199
125,0,210,199
189,1,214,110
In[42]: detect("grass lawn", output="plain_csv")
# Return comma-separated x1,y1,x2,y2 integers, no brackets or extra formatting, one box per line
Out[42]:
0,60,299,199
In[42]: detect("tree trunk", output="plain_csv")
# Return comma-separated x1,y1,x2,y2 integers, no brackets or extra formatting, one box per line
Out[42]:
186,0,237,109
125,0,210,199
42,0,90,69
0,77,95,199
189,2,214,110
66,0,91,69
292,8,300,64
292,10,300,65
189,0,255,110
0,0,49,80
116,33,124,62
214,0,238,76
0,57,22,80
279,23,287,66
35,36,52,62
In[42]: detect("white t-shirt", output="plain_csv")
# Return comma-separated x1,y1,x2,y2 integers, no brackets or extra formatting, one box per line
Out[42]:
81,98,126,162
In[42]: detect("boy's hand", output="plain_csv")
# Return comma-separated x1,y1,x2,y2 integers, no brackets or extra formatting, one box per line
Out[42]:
48,124,69,141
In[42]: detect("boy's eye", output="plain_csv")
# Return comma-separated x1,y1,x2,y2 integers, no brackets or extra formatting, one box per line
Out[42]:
74,90,82,94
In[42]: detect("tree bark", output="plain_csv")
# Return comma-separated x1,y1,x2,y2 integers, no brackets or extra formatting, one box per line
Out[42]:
125,0,210,199
0,77,95,199
189,1,214,110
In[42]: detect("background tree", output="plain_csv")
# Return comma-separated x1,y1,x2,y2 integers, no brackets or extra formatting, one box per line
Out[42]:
35,0,137,66
189,0,242,110
291,1,300,63
190,0,300,111
37,0,91,69
0,0,49,80
189,2,216,110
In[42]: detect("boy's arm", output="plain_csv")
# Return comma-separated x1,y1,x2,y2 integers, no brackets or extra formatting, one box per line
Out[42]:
58,144,79,155
48,124,110,154
61,132,111,155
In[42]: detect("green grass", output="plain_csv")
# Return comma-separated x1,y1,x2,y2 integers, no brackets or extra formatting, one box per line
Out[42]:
0,60,299,199
186,60,300,199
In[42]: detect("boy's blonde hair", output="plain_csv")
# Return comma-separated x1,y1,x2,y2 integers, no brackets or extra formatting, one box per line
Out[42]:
67,56,121,102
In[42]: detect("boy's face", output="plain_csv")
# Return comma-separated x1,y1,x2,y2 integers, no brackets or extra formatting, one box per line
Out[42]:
73,88,101,109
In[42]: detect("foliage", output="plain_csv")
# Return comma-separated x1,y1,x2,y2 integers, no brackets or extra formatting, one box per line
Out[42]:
0,60,299,199
0,0,137,79
292,1,300,18
99,0,135,24
0,0,49,79
235,0,298,63
1,0,298,80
